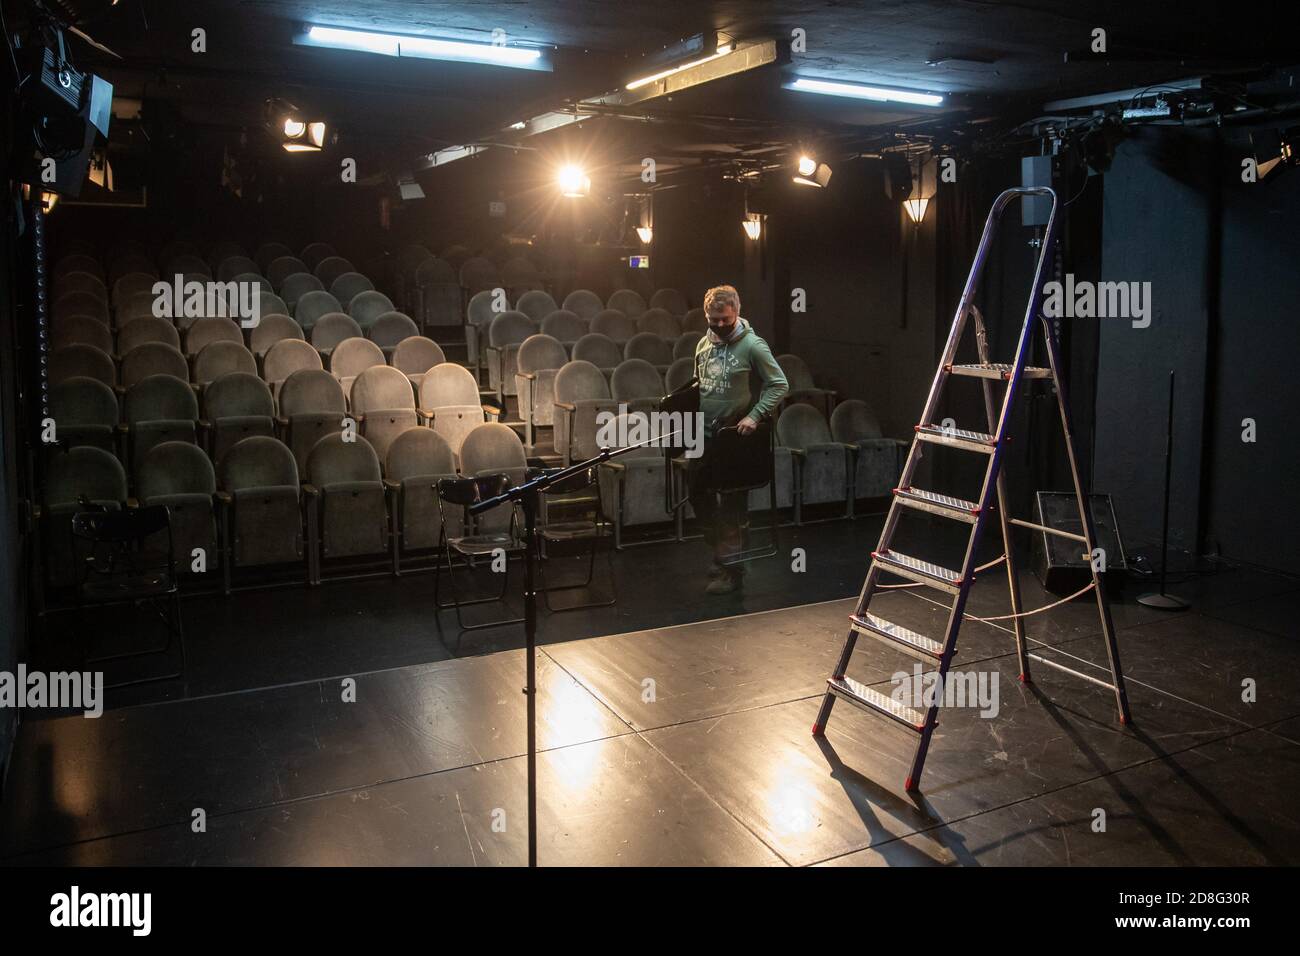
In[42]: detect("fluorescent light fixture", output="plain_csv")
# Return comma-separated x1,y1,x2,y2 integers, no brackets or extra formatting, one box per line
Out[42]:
903,197,930,223
788,77,944,107
299,25,549,71
626,42,733,90
636,226,653,243
558,164,590,197
742,213,763,240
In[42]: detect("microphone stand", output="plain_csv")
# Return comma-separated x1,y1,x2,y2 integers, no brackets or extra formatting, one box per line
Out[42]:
466,431,681,867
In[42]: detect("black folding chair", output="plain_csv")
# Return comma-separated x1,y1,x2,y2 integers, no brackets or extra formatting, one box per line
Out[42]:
534,464,617,612
662,379,779,566
434,473,527,633
70,505,186,688
702,422,779,567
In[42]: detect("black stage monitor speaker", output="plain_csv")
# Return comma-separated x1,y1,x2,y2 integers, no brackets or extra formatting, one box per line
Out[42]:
1030,491,1127,593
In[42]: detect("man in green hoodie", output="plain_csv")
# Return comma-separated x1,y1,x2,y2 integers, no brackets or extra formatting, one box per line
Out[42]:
688,285,788,594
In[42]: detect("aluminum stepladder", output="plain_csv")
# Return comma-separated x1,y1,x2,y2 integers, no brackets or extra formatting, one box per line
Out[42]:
811,186,1132,792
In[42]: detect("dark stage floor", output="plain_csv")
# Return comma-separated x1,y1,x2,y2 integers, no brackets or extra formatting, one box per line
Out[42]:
3,518,1299,866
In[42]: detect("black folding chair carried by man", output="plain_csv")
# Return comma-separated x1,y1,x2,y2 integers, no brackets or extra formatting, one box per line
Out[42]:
662,378,778,567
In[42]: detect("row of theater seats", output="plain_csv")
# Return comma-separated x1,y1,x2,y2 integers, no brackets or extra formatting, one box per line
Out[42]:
41,238,902,594
39,421,535,592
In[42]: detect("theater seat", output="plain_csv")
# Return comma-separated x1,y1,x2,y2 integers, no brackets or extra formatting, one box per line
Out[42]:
348,290,396,330
277,368,347,472
120,343,187,389
776,404,851,523
310,312,362,357
50,344,116,388
611,358,664,417
116,317,180,357
202,372,275,462
330,271,374,308
777,353,837,418
267,257,308,291
597,411,673,548
485,310,536,401
553,360,617,466
217,436,305,592
830,399,905,501
514,333,568,449
280,273,324,313
329,337,385,399
137,441,219,575
250,314,304,363
650,288,688,316
123,374,200,476
350,365,418,463
606,289,646,319
541,309,588,350
53,314,114,354
390,336,445,391
418,362,497,465
50,377,118,454
458,422,528,535
263,339,323,399
572,332,622,382
592,309,637,346
636,308,680,339
624,332,673,370
385,427,459,571
515,289,558,324
367,311,419,361
562,289,603,323
192,341,257,391
304,433,388,581
295,290,343,333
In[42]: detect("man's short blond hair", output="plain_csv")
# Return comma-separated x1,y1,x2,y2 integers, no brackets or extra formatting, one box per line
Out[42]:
704,285,741,314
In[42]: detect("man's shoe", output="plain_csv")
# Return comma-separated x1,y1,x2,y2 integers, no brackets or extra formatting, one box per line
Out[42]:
707,562,728,579
706,571,742,595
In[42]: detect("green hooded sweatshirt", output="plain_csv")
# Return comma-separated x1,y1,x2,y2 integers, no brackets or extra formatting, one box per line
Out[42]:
693,318,789,437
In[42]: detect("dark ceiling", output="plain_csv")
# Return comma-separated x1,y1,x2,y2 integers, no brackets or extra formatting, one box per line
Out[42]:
35,0,1300,186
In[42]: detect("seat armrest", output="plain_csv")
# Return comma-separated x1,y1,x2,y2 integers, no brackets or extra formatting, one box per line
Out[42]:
554,400,576,412
382,478,401,492
302,483,320,498
215,491,233,506
599,461,626,474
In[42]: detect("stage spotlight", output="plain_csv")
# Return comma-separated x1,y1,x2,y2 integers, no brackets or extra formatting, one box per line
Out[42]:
268,99,327,152
558,164,590,197
1251,127,1298,180
742,213,763,240
793,155,832,187
636,225,653,243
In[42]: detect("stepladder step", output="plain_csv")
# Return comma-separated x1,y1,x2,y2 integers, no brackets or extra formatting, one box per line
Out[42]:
826,675,927,731
946,362,1052,380
850,612,947,661
915,423,998,453
894,486,981,523
872,548,965,594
